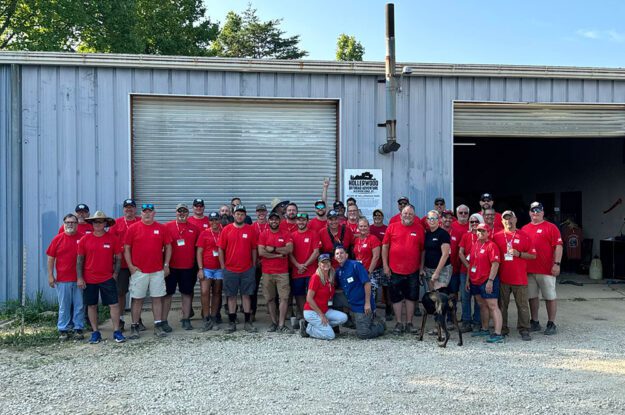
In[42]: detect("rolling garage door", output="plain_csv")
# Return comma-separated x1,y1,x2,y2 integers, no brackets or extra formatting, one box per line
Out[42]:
132,96,338,220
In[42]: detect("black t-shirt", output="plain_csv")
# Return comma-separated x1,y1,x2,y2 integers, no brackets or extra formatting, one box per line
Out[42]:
424,227,451,269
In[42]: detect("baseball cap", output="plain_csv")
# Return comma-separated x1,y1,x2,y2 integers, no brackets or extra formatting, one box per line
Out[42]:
141,203,155,211
397,196,409,204
480,193,493,201
318,253,331,262
327,210,339,218
373,209,384,217
208,212,220,220
434,197,445,204
530,202,544,212
314,200,326,209
255,204,267,211
476,223,491,232
192,198,205,207
441,209,454,217
296,213,309,220
333,201,344,210
268,211,280,219
175,203,189,211
502,210,516,218
234,205,247,213
75,204,89,212
122,199,136,208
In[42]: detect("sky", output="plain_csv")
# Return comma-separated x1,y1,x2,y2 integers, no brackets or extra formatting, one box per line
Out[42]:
204,0,625,68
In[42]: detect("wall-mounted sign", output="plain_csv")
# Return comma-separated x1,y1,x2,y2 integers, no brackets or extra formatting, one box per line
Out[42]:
343,169,383,220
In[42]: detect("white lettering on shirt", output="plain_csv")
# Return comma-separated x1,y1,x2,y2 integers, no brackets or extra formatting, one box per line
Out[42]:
410,233,417,236
278,238,284,242
304,238,310,243
103,244,111,249
242,233,248,239
480,249,485,254
154,230,159,235
537,229,543,234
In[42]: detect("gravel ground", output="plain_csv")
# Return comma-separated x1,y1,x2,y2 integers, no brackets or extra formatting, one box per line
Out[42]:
2,298,625,415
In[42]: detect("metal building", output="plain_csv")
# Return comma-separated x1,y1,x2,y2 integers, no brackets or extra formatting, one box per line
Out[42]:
1,51,625,302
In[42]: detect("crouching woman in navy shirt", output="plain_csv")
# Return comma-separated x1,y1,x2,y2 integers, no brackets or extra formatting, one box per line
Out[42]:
335,245,386,339
301,254,348,340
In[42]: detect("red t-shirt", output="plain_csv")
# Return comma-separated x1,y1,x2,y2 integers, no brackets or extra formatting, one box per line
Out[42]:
493,229,536,285
280,219,299,234
303,272,335,314
449,221,469,274
290,229,321,278
253,221,270,236
388,213,401,225
369,224,387,242
308,217,328,233
165,221,200,269
258,228,292,274
58,222,93,235
196,228,222,270
187,216,210,231
346,221,360,237
468,239,500,285
521,221,563,275
109,216,141,268
459,231,478,273
353,234,381,271
337,216,348,225
218,223,257,273
78,232,122,284
382,221,425,275
319,225,354,254
124,221,172,273
46,232,83,282
482,212,504,233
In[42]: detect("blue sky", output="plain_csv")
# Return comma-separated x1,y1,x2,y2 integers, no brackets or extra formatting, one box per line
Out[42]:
204,0,625,68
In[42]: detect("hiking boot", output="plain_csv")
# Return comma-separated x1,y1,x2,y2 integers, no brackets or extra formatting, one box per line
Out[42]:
406,323,419,335
392,322,404,335
113,330,126,343
460,323,473,333
343,319,356,329
201,317,214,332
530,320,542,332
215,313,223,325
137,319,147,331
267,322,278,332
244,322,258,333
225,322,236,334
181,319,193,331
300,319,309,338
154,322,167,338
501,327,510,336
414,307,422,317
486,334,505,344
520,330,532,341
189,308,195,319
74,329,85,340
119,320,125,333
129,324,140,340
544,321,557,335
160,320,173,333
59,331,69,341
471,329,490,337
278,325,295,334
89,331,102,344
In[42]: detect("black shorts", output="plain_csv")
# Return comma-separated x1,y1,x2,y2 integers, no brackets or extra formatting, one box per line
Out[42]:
166,268,197,296
389,272,420,303
84,278,118,306
223,267,256,297
117,268,131,295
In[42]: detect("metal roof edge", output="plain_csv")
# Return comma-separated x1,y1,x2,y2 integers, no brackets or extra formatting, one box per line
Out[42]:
2,51,625,80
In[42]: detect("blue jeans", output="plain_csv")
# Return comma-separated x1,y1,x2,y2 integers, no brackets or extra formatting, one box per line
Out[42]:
56,281,84,331
459,273,480,325
304,309,348,340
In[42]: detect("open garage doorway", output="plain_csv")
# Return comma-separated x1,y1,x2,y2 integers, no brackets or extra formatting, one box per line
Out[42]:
453,102,625,275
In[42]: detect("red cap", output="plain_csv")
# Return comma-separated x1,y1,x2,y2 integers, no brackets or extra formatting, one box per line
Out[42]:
476,223,491,232
441,209,454,217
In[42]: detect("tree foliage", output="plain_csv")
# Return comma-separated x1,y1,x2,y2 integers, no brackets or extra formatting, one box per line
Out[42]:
336,33,365,61
211,4,307,59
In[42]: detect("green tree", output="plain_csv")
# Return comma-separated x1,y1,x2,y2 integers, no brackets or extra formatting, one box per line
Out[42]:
211,4,307,59
336,33,365,61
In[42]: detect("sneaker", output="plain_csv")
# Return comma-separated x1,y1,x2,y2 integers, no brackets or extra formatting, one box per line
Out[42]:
343,319,356,329
406,323,419,335
181,319,193,331
278,325,295,334
161,320,173,333
113,330,126,343
501,327,510,336
460,323,473,333
201,317,214,332
530,320,542,332
299,319,309,338
137,319,147,331
89,331,102,344
59,331,69,341
520,330,532,341
244,321,258,333
544,321,557,335
73,329,85,340
225,322,236,334
129,324,140,340
392,322,404,335
486,334,505,344
471,329,490,337
119,320,125,333
267,322,278,332
154,322,167,338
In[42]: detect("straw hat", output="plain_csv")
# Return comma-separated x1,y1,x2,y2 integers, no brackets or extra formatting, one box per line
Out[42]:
270,198,290,211
85,211,116,227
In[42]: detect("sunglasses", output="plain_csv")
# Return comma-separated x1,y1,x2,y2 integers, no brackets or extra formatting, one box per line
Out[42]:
427,217,439,221
481,198,492,202
315,205,326,209
530,208,543,213
142,203,154,210
469,220,480,224
476,229,487,233
458,212,469,215
177,209,189,213
398,201,408,205
434,202,445,206
296,213,309,219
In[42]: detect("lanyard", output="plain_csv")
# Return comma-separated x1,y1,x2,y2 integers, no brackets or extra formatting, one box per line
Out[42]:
175,221,186,237
210,229,220,245
471,241,487,275
355,236,369,256
256,222,268,234
504,230,516,248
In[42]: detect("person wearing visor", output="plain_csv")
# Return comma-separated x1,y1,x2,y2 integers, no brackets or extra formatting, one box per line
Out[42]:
479,193,503,233
188,198,209,230
466,223,503,344
308,199,329,233
196,212,224,331
47,213,85,341
124,203,172,339
388,196,410,225
521,202,563,336
58,203,93,235
300,253,347,340
458,213,484,333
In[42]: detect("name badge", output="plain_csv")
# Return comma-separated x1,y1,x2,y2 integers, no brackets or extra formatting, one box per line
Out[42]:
347,277,354,283
480,249,485,254
452,236,457,241
86,231,92,234
465,254,471,261
380,232,385,235
362,244,367,248
203,224,208,228
504,253,514,261
177,239,185,247
514,239,520,243
433,238,438,241
103,244,111,249
154,230,160,235
470,266,477,273
242,233,248,239
304,238,310,243
212,250,219,257
537,229,543,234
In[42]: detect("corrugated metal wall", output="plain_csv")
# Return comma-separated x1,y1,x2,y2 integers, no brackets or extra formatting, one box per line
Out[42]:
11,64,625,301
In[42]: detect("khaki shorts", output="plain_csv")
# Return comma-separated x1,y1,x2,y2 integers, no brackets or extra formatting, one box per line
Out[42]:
262,273,291,302
423,265,452,288
129,270,166,299
527,273,557,301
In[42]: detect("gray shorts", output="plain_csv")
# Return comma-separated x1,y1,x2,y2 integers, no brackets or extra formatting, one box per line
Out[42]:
424,265,452,288
223,267,256,297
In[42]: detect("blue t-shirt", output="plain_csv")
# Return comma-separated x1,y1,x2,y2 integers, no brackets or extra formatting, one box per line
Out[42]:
336,259,375,313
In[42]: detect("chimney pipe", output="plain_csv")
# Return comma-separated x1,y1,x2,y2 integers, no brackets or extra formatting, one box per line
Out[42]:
379,3,400,154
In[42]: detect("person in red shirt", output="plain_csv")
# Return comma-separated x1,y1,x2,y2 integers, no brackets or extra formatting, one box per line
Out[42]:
124,203,173,339
258,211,294,333
493,210,536,341
58,203,94,235
388,196,409,225
300,254,348,339
420,197,449,228
308,199,328,232
521,201,563,336
108,198,140,331
346,204,361,237
369,209,387,241
47,213,85,340
187,198,210,230
466,223,503,343
196,212,224,331
319,210,354,265
251,204,270,321
479,193,503,232
333,201,348,224
77,211,125,344
458,213,483,332
483,208,503,236
290,213,321,318
218,205,258,334
280,202,299,234
381,204,425,335
163,204,200,331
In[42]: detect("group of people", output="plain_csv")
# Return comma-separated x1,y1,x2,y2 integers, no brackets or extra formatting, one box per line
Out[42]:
46,181,562,345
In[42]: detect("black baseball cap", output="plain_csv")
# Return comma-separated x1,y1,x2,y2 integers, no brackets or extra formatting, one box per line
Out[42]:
480,193,493,201
397,196,409,204
234,205,247,213
122,199,136,208
208,212,220,220
75,204,89,212
314,200,326,209
327,210,339,218
268,211,280,219
434,197,445,204
333,201,344,210
530,202,544,212
192,198,205,207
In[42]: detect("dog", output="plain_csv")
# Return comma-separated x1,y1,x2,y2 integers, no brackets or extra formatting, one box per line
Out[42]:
418,291,463,347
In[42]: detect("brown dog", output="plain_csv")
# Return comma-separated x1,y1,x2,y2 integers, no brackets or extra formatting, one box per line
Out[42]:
419,291,463,347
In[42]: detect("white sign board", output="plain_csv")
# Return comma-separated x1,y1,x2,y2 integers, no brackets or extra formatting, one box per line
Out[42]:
343,169,383,220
